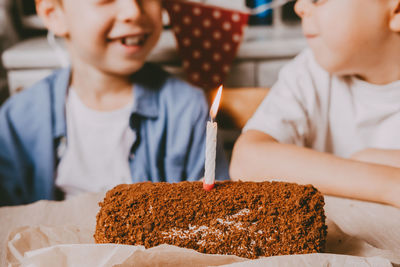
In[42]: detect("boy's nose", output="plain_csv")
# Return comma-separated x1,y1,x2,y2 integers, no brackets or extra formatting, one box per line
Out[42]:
117,0,142,22
294,0,312,18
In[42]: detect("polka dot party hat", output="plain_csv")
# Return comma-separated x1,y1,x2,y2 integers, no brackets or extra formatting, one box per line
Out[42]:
164,0,249,90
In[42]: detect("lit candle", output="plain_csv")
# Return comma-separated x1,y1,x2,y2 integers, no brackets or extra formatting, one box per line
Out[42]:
203,85,223,191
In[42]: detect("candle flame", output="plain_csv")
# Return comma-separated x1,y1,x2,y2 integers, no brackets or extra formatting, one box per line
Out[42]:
210,85,223,119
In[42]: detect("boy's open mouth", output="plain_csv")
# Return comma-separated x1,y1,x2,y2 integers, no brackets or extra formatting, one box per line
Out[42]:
120,34,149,47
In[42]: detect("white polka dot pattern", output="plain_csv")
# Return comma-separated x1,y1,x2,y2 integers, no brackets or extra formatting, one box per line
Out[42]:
193,28,202,37
203,40,211,49
183,38,191,46
193,7,202,16
164,0,249,89
203,19,211,28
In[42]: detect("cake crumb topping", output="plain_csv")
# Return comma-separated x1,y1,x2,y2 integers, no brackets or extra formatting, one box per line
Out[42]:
94,181,327,259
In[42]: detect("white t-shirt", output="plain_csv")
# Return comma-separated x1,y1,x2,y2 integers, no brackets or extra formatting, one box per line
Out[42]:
56,88,135,199
244,49,400,158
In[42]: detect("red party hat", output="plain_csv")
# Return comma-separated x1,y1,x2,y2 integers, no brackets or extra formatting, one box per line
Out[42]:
164,0,249,90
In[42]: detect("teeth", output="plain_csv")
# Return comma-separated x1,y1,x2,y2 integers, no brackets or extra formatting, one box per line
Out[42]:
123,36,144,46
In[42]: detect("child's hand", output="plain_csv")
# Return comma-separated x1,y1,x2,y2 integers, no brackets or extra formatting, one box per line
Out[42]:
350,148,400,168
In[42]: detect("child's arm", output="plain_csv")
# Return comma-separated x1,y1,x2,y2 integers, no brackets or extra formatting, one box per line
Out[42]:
351,149,400,168
230,130,400,208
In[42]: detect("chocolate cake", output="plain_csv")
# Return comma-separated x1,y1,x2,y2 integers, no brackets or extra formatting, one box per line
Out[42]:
94,181,327,259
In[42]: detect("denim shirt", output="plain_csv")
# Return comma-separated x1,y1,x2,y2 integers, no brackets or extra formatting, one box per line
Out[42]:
0,64,229,206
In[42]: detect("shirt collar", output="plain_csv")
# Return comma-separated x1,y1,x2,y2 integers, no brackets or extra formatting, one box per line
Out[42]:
131,83,159,119
52,68,70,139
130,63,165,119
51,64,162,138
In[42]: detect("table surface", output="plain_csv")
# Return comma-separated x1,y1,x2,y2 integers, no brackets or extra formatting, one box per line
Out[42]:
1,191,400,266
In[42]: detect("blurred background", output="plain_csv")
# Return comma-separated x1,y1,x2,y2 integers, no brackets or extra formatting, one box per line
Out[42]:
0,0,303,104
0,0,305,161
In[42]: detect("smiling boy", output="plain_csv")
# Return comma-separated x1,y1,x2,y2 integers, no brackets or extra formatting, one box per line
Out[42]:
0,0,229,206
231,0,400,207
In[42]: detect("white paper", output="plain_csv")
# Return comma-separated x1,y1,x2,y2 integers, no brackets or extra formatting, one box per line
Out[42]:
2,192,400,267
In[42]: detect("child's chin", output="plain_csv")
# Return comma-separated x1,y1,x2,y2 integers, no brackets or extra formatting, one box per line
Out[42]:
313,54,348,75
107,62,146,76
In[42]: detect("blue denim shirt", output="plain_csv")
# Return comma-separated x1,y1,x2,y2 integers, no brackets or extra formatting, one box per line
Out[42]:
0,64,229,206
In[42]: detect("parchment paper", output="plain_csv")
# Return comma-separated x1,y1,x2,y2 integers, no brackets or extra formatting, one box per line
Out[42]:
1,192,400,267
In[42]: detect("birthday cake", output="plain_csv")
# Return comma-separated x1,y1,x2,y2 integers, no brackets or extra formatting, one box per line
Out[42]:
94,181,327,259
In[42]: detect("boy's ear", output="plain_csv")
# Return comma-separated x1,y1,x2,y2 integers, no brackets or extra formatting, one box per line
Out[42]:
389,1,400,32
36,0,69,37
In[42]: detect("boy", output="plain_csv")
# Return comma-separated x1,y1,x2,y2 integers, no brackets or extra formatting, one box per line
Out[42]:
230,0,400,208
0,0,229,206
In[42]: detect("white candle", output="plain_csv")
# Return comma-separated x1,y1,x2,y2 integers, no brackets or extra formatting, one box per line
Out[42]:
204,120,217,187
204,86,223,191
